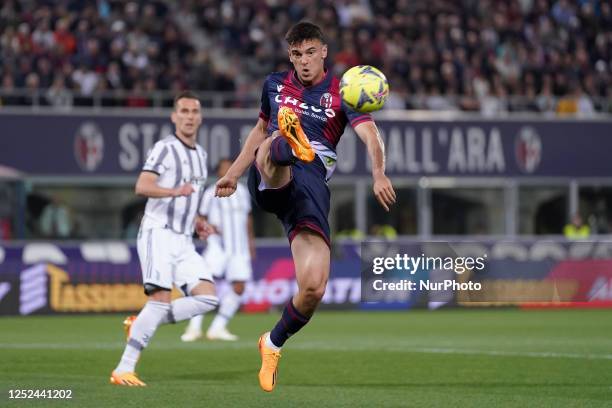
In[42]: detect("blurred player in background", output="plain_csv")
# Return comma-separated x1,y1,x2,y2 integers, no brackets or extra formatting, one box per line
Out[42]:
110,91,218,386
215,22,396,391
181,158,255,342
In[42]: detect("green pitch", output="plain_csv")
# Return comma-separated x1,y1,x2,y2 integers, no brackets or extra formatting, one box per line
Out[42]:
1,309,611,407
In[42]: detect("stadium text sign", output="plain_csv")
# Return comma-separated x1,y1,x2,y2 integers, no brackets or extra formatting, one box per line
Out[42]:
1,112,611,177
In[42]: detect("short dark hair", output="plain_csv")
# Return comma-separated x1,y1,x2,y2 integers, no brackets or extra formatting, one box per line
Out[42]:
173,91,200,110
285,21,325,46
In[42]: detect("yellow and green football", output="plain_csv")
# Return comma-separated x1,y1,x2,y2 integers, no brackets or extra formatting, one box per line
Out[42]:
340,65,389,113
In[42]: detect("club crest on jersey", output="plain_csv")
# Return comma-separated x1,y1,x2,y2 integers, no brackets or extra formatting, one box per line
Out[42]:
320,93,333,109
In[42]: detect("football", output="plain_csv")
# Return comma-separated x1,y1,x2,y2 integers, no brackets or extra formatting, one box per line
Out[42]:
340,65,389,113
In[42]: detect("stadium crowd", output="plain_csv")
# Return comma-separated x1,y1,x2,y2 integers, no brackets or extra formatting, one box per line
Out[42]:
0,0,610,113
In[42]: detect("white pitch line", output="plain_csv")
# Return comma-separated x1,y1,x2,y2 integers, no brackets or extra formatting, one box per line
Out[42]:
397,347,612,361
1,342,612,361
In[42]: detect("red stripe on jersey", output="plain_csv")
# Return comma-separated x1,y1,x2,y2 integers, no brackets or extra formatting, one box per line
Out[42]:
283,71,294,89
288,221,331,248
350,115,373,128
321,77,345,147
259,111,269,121
280,70,304,119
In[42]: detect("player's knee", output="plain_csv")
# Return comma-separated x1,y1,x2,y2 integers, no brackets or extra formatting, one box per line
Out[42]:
146,286,172,303
190,280,216,296
193,294,219,311
256,137,273,167
302,284,326,304
232,281,246,295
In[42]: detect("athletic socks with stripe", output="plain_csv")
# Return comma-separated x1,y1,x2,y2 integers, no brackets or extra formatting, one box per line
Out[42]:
115,296,218,373
269,300,310,348
270,137,297,166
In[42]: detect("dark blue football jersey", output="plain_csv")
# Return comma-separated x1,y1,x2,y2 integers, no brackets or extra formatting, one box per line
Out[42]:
259,69,372,180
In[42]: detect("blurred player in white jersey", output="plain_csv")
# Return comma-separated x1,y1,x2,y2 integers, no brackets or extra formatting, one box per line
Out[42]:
181,158,255,342
110,91,218,387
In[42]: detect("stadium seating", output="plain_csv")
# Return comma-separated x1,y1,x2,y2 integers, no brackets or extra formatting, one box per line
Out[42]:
0,0,610,112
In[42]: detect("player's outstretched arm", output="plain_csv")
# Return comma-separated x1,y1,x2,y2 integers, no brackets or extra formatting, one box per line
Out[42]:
354,121,396,212
135,171,194,198
216,118,268,197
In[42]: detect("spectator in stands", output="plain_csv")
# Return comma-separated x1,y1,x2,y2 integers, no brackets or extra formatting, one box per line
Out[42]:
0,73,22,106
72,64,99,96
0,0,610,112
557,83,596,117
564,213,590,240
39,195,73,239
369,224,398,240
45,74,72,108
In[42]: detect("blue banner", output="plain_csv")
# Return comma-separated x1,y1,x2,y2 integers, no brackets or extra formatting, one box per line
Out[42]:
1,111,611,177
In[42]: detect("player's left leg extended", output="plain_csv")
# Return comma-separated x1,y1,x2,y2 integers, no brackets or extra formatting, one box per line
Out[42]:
258,230,330,392
111,281,218,386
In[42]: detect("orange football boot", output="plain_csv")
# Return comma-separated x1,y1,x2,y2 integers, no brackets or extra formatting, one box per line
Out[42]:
258,332,281,392
123,315,137,340
109,371,146,387
277,106,315,162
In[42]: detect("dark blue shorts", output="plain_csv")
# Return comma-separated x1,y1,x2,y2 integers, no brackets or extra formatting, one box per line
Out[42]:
248,158,331,247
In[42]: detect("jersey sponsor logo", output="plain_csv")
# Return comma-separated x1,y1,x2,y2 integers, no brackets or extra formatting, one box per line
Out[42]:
74,122,104,172
320,92,333,109
274,95,336,118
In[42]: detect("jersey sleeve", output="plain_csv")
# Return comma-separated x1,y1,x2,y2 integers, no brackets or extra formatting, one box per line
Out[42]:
142,141,171,175
259,76,271,122
341,101,373,128
199,186,215,216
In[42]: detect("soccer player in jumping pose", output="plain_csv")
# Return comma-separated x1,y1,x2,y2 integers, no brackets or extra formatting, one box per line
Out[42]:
215,21,396,392
110,91,218,386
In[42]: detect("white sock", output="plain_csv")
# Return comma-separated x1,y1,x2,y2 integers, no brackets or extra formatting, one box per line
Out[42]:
115,301,169,373
186,314,204,332
160,295,219,324
265,332,281,351
209,289,242,332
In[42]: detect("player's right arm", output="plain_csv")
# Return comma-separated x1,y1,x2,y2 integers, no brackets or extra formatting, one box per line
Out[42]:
217,76,273,197
216,118,268,197
135,172,194,198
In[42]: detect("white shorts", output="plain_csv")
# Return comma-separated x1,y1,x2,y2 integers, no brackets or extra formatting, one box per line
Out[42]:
137,227,212,295
202,243,252,282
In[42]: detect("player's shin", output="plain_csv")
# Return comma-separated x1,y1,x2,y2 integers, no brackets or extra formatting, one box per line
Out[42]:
186,313,204,332
209,289,242,331
162,295,219,323
115,301,170,373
